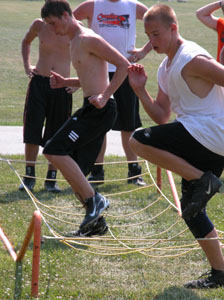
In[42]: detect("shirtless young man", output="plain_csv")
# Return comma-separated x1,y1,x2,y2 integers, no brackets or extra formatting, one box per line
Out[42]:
73,0,152,186
41,0,130,235
19,1,72,193
128,4,224,288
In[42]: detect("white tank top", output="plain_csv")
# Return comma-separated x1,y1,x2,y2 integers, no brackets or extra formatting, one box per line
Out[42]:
91,0,137,72
158,40,224,156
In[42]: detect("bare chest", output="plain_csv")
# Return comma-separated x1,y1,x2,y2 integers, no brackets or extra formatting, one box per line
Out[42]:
71,41,98,72
38,28,70,54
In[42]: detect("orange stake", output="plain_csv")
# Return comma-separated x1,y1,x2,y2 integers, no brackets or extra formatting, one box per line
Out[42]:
0,226,17,261
156,167,162,192
16,214,35,262
166,170,181,216
31,211,42,298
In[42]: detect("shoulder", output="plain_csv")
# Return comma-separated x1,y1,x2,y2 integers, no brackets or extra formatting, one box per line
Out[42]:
30,18,44,32
80,27,111,52
80,27,102,44
181,40,211,59
188,55,215,69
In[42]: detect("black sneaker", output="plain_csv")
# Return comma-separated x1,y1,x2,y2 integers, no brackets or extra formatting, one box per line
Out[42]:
19,176,36,191
88,169,104,185
44,180,61,193
127,163,146,186
182,172,222,219
184,269,224,289
44,170,61,193
65,216,108,237
80,192,109,230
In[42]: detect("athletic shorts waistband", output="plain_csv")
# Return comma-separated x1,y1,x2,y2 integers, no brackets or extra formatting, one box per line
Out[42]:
33,74,50,81
83,97,114,107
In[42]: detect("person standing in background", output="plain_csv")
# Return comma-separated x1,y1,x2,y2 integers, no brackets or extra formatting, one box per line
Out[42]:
19,6,72,193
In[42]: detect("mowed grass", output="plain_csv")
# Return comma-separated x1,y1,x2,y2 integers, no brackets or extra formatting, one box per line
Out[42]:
1,0,224,299
1,155,224,300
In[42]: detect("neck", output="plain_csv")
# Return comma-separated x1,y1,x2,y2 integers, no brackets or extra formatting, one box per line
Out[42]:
68,17,82,39
167,37,183,65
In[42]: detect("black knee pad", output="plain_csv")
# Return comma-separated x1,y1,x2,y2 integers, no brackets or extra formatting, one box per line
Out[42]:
183,209,214,238
180,178,214,238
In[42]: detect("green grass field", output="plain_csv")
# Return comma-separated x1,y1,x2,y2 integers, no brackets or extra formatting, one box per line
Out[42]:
1,0,224,299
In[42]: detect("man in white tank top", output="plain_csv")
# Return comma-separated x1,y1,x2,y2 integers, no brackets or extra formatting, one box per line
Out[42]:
73,0,152,186
128,4,224,289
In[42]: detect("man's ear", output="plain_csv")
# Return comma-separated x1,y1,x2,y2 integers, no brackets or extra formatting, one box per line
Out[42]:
170,23,177,32
63,11,69,18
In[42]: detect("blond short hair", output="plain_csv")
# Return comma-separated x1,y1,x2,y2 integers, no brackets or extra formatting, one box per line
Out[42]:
144,4,178,28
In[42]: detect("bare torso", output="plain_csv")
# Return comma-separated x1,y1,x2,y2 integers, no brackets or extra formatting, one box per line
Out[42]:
70,27,109,97
35,20,71,77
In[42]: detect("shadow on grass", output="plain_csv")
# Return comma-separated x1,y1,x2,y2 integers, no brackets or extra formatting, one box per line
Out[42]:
0,182,124,205
153,286,210,300
0,187,73,204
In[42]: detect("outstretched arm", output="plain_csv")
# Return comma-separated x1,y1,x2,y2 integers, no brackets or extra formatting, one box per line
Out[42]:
196,1,222,30
128,64,171,124
50,71,80,89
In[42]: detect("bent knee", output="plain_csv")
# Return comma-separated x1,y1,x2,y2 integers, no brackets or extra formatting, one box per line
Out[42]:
44,153,58,162
129,136,139,149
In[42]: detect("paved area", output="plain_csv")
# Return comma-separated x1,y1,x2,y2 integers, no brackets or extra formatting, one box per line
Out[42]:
0,126,125,156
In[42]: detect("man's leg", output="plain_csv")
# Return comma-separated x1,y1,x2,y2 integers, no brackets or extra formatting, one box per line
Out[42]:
130,137,203,180
43,86,72,193
45,154,94,199
121,130,146,186
88,135,107,184
121,130,137,161
44,154,109,229
130,137,222,217
184,228,224,289
199,228,224,271
19,143,39,191
131,132,224,288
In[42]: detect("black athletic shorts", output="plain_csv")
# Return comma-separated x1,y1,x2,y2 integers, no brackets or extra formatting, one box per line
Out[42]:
133,121,224,178
23,74,72,147
43,97,117,176
109,72,142,132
